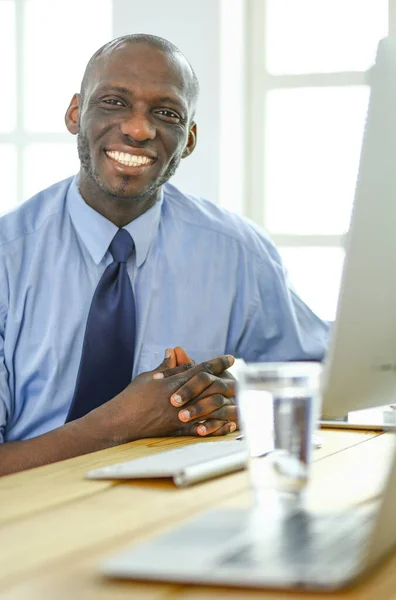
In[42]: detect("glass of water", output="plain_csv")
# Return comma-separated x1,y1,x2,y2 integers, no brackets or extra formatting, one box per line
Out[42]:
237,362,322,512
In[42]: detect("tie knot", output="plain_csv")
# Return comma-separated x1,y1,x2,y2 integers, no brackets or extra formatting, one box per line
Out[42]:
109,229,134,263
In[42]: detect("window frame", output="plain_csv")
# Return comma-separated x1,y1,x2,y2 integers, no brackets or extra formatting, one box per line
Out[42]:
0,0,75,206
245,0,395,251
0,0,113,208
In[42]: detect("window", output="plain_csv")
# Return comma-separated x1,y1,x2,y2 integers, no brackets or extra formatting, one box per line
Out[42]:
247,0,391,320
0,0,112,215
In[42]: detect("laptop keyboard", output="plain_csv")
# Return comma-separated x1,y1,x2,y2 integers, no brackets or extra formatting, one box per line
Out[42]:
101,505,376,589
220,507,374,576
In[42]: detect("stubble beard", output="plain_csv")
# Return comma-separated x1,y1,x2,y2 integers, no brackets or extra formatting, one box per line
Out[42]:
77,131,184,202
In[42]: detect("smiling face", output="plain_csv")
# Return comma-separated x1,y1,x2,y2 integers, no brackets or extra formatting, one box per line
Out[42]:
65,41,197,220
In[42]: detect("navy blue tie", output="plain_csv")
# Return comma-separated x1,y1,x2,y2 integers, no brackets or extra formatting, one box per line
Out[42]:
66,229,136,422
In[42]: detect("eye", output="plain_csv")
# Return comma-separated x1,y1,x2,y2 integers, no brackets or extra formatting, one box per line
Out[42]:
102,98,125,107
155,109,181,122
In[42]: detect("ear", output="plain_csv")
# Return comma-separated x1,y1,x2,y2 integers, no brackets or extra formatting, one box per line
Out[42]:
65,93,81,135
182,122,197,158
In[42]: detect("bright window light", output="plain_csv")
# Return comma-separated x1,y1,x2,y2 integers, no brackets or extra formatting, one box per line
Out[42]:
280,247,345,321
23,143,79,199
249,0,390,319
264,86,370,235
0,145,17,214
0,1,16,133
265,0,388,74
24,0,112,132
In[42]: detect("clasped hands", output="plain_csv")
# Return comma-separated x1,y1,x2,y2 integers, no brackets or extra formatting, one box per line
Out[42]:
153,346,238,437
105,346,239,443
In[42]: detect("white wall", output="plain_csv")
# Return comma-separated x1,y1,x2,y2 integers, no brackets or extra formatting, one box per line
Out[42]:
112,0,222,203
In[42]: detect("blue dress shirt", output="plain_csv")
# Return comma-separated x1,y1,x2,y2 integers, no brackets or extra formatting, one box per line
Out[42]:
0,176,329,442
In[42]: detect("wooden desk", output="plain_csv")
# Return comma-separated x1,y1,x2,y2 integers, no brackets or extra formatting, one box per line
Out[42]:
0,429,395,600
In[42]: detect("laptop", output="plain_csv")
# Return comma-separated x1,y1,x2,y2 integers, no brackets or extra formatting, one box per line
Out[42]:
101,443,396,589
100,37,396,590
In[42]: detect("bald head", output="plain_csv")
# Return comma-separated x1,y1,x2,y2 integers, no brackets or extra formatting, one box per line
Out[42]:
80,34,199,119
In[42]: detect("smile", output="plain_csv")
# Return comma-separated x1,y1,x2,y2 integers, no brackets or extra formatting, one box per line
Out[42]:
105,150,155,167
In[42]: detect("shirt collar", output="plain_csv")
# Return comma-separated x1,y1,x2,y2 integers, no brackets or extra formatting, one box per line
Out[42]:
67,175,163,267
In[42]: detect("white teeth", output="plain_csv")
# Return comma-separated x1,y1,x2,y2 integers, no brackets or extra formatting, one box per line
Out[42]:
106,150,154,167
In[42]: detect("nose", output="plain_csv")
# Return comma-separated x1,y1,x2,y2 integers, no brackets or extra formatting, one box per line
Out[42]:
120,110,156,142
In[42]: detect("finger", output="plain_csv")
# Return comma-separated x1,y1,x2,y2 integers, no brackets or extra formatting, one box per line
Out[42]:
178,395,236,422
194,378,236,402
170,371,215,406
171,374,235,407
155,354,234,399
153,361,195,380
185,355,235,379
205,405,238,424
168,356,235,405
174,346,194,366
150,348,177,376
194,420,237,437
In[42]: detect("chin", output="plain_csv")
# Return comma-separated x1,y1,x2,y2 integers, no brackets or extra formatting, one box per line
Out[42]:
105,182,153,201
92,164,162,201
94,174,136,198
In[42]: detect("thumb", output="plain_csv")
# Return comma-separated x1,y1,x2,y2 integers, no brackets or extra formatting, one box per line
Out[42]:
151,347,177,375
174,346,194,366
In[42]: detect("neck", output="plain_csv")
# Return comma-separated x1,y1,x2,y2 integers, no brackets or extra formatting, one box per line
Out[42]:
78,172,160,227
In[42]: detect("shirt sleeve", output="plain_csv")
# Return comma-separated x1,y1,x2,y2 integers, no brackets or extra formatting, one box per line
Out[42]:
0,301,10,443
235,238,330,363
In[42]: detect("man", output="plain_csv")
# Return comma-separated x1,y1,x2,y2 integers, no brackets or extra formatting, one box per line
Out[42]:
0,34,328,475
